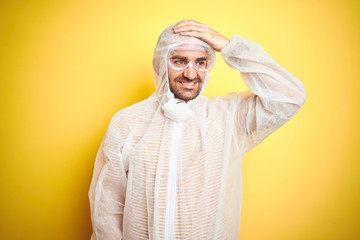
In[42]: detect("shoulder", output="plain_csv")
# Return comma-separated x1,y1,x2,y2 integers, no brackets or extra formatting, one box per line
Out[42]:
101,97,158,151
207,92,245,109
200,95,229,112
195,93,242,120
107,97,158,136
110,98,157,126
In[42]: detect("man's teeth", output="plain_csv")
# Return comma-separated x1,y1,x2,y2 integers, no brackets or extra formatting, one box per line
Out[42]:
181,82,196,85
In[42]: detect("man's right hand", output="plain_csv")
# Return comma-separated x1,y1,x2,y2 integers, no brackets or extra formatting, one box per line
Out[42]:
172,19,230,52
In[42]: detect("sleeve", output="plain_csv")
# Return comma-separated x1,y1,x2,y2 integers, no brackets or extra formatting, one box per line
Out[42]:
88,117,128,240
221,34,307,154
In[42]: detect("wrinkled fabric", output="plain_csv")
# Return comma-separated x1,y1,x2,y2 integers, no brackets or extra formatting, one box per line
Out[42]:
89,24,306,240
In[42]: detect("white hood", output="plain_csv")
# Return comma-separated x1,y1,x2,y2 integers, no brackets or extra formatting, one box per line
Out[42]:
151,24,213,122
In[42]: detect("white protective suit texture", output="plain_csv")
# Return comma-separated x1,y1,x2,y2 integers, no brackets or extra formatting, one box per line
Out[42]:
89,23,306,240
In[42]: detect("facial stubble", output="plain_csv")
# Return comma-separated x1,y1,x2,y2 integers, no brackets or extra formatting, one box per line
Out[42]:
169,75,203,102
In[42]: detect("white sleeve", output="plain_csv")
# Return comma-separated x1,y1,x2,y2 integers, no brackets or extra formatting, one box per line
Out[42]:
221,34,307,154
88,119,128,240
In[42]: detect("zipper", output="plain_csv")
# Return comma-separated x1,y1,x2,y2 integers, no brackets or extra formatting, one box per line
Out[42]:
164,121,182,239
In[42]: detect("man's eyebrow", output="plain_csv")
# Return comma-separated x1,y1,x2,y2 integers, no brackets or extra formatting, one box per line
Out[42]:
196,57,207,61
170,56,208,61
170,55,187,60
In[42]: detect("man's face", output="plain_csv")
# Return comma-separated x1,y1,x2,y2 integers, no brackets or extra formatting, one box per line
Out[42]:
167,48,208,102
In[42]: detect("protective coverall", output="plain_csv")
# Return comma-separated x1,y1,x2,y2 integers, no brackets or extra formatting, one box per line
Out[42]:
89,24,306,240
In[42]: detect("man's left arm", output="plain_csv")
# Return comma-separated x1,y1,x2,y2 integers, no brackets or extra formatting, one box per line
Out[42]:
173,20,306,153
220,34,306,152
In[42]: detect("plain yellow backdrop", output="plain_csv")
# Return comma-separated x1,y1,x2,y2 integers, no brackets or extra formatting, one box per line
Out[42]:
0,0,359,239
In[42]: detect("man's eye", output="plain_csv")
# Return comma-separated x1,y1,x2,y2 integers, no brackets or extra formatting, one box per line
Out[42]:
196,61,206,66
175,60,185,65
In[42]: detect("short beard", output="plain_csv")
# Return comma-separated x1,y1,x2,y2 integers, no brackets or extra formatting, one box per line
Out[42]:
170,76,202,102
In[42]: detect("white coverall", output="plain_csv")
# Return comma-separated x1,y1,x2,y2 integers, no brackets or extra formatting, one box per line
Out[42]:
89,24,306,240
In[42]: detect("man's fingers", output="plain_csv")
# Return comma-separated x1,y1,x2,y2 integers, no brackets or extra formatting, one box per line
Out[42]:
173,20,207,32
173,25,202,34
175,19,204,28
173,24,202,31
178,31,204,39
172,19,229,51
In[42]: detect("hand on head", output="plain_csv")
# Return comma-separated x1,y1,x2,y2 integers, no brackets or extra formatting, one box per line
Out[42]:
172,19,230,52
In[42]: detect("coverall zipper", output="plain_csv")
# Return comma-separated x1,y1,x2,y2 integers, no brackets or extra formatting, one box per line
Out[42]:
164,121,182,239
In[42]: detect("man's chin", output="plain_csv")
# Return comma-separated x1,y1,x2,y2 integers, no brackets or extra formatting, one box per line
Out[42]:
170,84,202,102
174,92,200,102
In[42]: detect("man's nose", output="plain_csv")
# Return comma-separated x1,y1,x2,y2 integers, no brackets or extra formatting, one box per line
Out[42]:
183,62,197,80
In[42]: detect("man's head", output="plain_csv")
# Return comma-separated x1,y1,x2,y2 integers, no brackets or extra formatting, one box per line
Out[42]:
167,45,215,102
152,23,215,104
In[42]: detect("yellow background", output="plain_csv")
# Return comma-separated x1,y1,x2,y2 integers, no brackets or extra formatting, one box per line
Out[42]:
0,0,359,239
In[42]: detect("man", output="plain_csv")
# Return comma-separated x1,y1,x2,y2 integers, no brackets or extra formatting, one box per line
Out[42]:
89,20,306,240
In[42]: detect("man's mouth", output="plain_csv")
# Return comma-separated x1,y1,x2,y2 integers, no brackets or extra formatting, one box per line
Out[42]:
178,81,198,89
180,81,196,86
